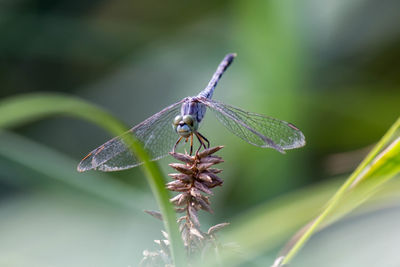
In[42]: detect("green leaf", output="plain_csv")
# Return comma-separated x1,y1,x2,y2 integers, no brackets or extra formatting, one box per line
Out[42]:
280,117,400,265
0,93,186,266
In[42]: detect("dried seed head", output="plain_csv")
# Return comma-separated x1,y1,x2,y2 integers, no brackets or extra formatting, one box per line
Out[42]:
188,204,200,227
190,228,204,239
168,163,195,175
175,207,186,213
169,151,195,164
144,210,163,221
168,147,224,214
142,146,229,264
190,187,203,198
201,171,220,181
169,193,188,206
197,146,224,158
166,180,191,192
198,172,213,183
168,173,193,182
197,162,215,172
194,180,213,195
208,168,223,174
200,156,224,164
196,198,213,213
208,223,230,235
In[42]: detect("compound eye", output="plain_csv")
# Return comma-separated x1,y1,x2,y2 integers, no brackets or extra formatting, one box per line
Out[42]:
183,115,194,126
173,115,182,126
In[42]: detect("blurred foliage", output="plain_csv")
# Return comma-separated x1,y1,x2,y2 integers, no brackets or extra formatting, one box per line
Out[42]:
0,93,186,265
0,0,399,266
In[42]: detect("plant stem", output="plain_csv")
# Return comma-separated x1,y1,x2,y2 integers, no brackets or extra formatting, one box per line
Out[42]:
282,117,400,265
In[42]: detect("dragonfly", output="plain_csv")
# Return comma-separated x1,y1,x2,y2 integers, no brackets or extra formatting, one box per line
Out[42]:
78,53,305,172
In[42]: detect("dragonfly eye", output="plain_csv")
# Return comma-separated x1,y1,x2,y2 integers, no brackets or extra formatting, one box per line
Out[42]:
183,115,194,126
173,115,183,126
183,115,198,131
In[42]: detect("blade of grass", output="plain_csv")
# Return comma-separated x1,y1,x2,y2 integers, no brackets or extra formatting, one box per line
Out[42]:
0,93,186,266
280,117,400,265
317,136,400,232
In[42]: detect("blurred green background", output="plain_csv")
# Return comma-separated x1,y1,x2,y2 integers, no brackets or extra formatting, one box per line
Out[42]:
0,0,399,266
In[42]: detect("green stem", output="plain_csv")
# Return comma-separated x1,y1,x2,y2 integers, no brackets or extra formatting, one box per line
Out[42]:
282,117,400,265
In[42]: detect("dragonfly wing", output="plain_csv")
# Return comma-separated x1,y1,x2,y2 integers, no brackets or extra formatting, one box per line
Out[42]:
198,98,305,153
78,100,184,172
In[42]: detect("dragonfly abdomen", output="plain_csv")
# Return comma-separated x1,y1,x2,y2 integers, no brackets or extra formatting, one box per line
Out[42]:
197,53,236,100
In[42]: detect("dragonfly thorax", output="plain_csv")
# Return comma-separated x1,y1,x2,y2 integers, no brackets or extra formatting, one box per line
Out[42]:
181,98,207,123
173,115,198,137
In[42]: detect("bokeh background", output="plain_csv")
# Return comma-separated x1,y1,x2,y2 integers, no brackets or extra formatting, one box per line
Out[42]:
0,0,399,266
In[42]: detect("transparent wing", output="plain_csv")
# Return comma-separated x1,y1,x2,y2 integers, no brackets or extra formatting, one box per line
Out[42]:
198,98,305,153
77,100,184,172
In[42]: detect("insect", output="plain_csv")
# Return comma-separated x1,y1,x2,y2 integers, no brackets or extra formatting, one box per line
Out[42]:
78,53,305,172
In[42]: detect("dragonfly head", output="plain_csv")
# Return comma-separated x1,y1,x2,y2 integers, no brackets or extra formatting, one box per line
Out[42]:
173,115,198,137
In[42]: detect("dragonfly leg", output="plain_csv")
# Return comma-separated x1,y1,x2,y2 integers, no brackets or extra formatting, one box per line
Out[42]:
197,132,210,148
189,134,194,156
194,133,203,154
194,132,207,154
173,136,183,153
